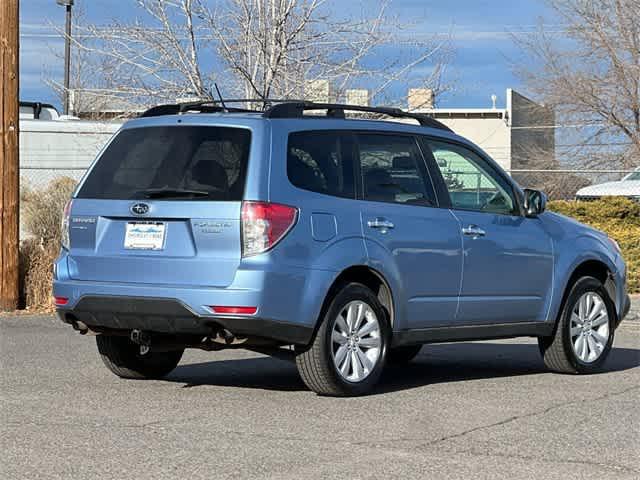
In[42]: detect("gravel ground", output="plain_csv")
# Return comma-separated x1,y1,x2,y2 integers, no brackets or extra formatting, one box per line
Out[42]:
1,309,639,480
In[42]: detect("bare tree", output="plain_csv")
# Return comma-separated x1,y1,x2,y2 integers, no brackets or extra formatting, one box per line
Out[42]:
197,0,451,102
76,0,212,106
515,0,640,171
46,5,116,116
61,0,451,110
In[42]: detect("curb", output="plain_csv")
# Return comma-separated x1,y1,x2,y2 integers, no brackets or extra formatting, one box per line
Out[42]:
624,295,640,324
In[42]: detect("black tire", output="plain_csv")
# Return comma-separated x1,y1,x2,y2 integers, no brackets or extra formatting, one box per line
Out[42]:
538,276,615,374
295,282,390,396
96,335,184,379
387,345,422,365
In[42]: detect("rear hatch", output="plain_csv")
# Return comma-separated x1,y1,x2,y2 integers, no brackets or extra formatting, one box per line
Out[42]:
67,125,251,287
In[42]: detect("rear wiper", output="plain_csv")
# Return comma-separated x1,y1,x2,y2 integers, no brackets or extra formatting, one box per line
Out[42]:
137,188,210,199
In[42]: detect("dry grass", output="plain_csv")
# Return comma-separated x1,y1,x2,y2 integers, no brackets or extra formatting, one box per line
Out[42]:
19,177,77,310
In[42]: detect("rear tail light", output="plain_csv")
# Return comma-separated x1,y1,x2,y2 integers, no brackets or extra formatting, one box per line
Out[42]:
61,200,73,250
54,296,69,306
209,306,257,315
241,201,298,257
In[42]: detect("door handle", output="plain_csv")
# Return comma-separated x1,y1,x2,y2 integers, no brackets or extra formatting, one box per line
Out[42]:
367,218,395,231
462,225,486,237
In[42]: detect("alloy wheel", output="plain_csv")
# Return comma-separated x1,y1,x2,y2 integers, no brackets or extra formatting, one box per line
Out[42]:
570,292,610,363
331,300,382,382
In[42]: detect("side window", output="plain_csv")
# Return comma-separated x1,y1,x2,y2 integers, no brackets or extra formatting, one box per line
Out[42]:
427,140,516,215
287,131,354,198
357,134,436,206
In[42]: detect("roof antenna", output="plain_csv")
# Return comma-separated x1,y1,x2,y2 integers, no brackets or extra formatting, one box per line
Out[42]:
214,83,228,111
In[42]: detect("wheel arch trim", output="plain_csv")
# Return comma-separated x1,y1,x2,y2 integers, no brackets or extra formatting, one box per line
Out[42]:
552,256,618,328
313,264,397,338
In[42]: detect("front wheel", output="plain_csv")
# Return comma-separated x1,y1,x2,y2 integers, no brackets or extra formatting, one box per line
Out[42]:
538,276,615,374
296,283,390,396
96,335,184,379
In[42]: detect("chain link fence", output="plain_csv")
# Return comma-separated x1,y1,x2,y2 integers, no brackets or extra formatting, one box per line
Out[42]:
20,166,87,190
18,163,637,243
19,165,637,200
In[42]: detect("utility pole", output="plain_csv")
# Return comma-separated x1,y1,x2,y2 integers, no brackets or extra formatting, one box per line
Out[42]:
57,0,74,115
0,0,19,311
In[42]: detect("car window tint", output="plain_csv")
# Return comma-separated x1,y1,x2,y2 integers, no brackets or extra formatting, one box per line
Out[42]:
77,126,251,200
287,131,355,198
427,140,516,215
357,134,436,206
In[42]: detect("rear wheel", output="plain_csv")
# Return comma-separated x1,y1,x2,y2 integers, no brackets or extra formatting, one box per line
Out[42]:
387,345,422,365
96,335,184,379
296,283,390,396
538,276,614,374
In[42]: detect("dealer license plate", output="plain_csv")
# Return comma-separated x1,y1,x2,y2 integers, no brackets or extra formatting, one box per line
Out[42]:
124,222,166,250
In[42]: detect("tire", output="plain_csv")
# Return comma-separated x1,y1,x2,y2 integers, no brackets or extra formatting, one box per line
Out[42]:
96,335,184,379
387,345,422,365
295,282,390,396
538,276,615,374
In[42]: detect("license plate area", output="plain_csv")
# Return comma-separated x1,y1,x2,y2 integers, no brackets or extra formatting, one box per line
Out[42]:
124,222,166,250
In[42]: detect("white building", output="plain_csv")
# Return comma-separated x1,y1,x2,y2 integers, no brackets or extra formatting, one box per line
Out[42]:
18,88,554,188
411,88,555,173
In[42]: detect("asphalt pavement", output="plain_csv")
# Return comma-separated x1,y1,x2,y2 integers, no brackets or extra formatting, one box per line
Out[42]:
1,312,639,479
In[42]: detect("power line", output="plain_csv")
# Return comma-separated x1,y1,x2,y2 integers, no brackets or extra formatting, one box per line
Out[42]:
20,21,571,40
509,124,612,130
483,142,634,150
508,169,635,174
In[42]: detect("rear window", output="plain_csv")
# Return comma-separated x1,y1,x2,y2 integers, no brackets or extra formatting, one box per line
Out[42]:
77,126,251,200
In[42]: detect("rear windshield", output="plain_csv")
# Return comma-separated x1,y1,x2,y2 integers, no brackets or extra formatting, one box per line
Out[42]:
77,126,251,200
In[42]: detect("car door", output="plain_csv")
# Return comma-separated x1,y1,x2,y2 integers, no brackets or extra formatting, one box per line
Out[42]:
356,133,463,331
423,138,554,325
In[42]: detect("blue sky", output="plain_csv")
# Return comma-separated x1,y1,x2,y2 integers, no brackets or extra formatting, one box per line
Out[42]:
20,0,553,110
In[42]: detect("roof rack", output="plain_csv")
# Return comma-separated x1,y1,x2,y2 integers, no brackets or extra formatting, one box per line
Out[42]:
140,99,306,118
263,101,452,131
140,99,452,132
140,101,250,117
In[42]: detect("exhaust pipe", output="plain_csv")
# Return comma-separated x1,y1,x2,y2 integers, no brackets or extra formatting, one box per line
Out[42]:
65,314,88,335
130,329,151,346
71,320,89,335
220,329,235,344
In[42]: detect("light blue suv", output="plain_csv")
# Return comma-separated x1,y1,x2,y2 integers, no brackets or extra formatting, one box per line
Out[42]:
54,100,631,396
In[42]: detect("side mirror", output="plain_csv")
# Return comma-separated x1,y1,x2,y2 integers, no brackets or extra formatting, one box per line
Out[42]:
523,189,547,217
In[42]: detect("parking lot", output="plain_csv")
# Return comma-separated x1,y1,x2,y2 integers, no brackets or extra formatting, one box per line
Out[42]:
1,312,639,480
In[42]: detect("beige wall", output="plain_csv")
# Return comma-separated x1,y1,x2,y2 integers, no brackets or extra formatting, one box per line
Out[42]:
435,115,511,170
20,119,121,187
415,89,555,173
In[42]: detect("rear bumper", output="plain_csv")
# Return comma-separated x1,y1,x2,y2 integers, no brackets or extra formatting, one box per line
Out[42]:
57,295,314,345
53,251,338,346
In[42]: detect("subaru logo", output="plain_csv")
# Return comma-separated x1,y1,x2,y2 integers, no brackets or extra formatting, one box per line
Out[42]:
130,203,150,216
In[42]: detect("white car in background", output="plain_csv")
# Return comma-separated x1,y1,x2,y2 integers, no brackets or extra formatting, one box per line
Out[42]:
576,167,640,201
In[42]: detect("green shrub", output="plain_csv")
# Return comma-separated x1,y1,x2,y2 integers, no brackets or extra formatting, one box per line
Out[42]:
548,198,640,293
